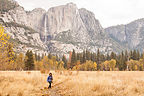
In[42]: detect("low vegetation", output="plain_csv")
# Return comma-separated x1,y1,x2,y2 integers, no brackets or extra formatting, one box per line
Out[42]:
0,71,144,96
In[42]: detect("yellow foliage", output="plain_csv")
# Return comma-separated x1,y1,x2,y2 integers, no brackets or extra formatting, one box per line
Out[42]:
0,25,14,70
127,59,140,71
73,61,97,71
100,59,116,71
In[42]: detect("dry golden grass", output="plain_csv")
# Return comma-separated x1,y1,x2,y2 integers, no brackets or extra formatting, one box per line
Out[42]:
0,71,144,96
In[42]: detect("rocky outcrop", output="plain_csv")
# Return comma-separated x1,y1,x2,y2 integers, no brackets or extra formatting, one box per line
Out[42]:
105,18,144,51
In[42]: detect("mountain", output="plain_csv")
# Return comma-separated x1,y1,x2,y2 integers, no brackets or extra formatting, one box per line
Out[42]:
0,0,125,55
0,0,47,54
44,3,124,54
105,18,144,52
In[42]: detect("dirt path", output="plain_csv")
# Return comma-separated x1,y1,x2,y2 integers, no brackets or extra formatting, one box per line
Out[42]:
41,78,70,96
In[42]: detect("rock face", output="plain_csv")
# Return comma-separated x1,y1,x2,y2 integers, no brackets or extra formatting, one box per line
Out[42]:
2,6,46,39
105,18,144,52
46,3,90,43
0,1,125,55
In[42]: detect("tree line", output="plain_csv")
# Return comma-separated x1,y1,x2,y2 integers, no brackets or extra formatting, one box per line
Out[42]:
63,49,144,71
1,25,144,71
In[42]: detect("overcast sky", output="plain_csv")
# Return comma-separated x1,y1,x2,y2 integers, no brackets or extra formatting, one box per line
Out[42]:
15,0,144,28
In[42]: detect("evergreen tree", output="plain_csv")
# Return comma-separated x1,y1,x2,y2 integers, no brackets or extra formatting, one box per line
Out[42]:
25,50,34,70
35,53,38,61
124,50,129,61
82,50,86,63
106,53,110,60
96,49,101,70
62,55,67,69
37,53,41,61
42,53,44,60
133,50,137,60
101,54,106,62
71,49,77,68
80,53,83,64
110,51,116,59
91,53,95,62
77,53,81,61
56,54,60,61
136,50,140,60
86,50,91,60
118,51,126,70
130,50,133,60
48,53,52,59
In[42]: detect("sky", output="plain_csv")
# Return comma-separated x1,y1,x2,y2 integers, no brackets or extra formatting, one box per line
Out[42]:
15,0,144,28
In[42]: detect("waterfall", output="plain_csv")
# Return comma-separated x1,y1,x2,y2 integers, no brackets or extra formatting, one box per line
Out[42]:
44,14,47,43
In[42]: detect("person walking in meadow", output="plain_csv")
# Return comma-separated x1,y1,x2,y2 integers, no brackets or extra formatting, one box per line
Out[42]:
47,73,53,89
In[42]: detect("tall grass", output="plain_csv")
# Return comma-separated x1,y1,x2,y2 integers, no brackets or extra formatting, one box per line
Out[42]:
0,71,144,96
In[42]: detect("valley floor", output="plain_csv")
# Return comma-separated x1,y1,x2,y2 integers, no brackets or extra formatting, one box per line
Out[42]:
0,71,144,96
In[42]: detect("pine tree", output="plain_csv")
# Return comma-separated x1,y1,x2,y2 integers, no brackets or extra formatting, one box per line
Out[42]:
48,53,52,59
124,50,129,61
133,50,137,60
62,55,67,69
56,54,60,61
41,53,44,60
136,50,140,60
110,51,116,59
25,50,34,70
82,50,86,63
37,53,41,61
86,50,91,60
130,50,133,60
77,53,81,61
106,53,110,60
96,49,101,70
118,51,126,70
71,49,77,68
35,53,38,61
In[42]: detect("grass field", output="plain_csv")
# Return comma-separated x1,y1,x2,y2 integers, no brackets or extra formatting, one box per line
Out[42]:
0,71,144,96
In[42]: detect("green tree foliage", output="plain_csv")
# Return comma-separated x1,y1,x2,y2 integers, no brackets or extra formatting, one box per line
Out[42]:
86,50,91,60
62,55,67,69
71,49,77,68
82,50,86,63
25,50,34,70
48,53,52,59
96,49,101,70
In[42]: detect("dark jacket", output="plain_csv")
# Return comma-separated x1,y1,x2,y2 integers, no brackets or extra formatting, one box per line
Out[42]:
47,76,53,82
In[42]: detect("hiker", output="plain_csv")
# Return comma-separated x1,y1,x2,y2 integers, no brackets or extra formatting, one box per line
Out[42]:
47,73,53,88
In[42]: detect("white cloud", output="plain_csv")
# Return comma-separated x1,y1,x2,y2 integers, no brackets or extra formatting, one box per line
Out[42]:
15,0,144,28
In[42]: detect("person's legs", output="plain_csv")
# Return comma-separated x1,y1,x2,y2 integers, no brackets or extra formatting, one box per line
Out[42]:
48,81,51,88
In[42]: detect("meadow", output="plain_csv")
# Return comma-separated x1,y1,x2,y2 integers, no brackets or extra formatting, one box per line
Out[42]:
0,71,144,96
